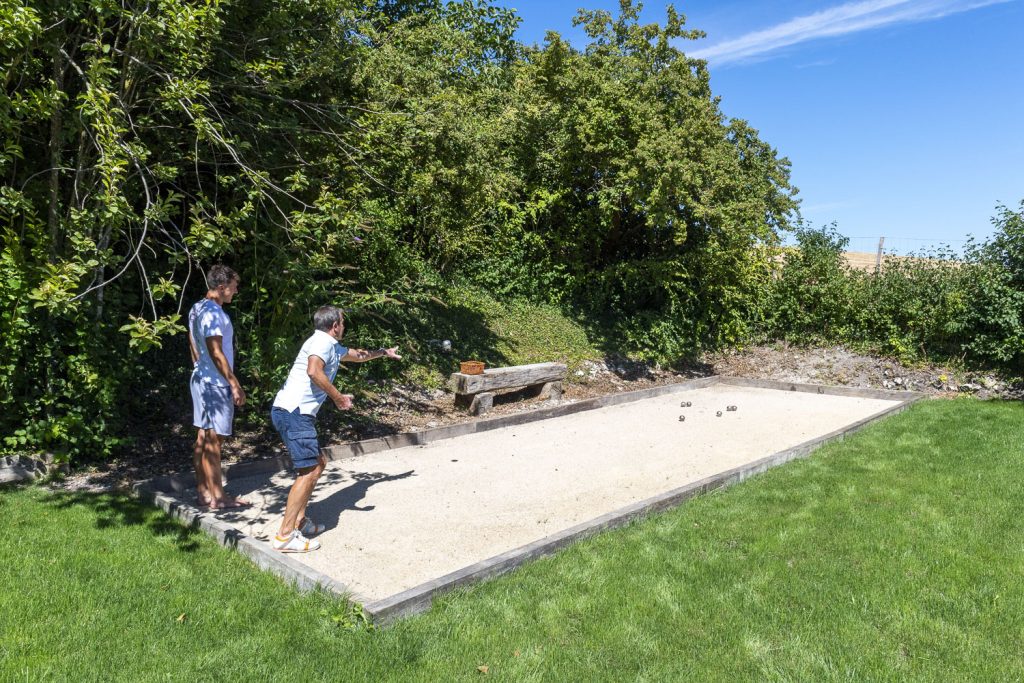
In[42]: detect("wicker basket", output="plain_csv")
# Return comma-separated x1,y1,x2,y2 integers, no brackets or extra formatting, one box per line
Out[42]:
459,360,485,375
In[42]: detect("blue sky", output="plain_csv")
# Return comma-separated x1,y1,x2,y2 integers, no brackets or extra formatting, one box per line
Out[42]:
506,0,1024,253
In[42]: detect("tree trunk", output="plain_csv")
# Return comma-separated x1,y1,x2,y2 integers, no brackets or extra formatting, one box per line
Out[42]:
47,41,63,261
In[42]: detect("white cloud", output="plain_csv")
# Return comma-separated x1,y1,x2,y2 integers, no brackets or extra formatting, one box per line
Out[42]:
689,0,1014,65
800,200,858,213
795,58,838,68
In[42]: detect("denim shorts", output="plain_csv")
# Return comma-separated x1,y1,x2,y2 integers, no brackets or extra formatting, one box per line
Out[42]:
271,407,322,470
191,375,234,436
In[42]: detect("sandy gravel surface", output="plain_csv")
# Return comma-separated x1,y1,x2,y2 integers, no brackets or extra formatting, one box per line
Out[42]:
206,384,901,602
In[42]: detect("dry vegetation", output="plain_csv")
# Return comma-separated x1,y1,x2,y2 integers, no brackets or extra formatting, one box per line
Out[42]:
768,248,957,273
841,251,959,271
842,250,884,271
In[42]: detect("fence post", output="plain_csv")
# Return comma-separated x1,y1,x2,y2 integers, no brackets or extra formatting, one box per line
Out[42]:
875,236,885,274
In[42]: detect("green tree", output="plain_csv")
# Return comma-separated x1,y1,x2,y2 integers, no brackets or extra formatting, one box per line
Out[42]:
2,0,801,459
484,1,798,358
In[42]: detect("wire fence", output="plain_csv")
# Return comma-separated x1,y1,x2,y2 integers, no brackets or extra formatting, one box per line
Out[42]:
773,235,976,272
844,236,971,258
836,237,973,273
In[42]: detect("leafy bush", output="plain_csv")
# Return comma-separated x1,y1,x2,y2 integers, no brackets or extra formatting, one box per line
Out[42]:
760,201,1024,371
2,0,799,461
761,224,856,344
11,0,1020,464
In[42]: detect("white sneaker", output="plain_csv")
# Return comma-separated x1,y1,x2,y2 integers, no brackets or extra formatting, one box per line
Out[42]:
271,529,321,553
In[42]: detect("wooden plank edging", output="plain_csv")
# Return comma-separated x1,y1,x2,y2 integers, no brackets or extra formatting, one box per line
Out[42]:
133,377,925,624
360,388,923,623
131,481,368,603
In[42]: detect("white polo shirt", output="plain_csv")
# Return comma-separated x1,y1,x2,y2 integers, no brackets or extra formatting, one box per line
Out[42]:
272,330,348,416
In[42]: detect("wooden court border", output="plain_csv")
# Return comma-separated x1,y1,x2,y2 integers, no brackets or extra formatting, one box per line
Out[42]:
134,376,923,623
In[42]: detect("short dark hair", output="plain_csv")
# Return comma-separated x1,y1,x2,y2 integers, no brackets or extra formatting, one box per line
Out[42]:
313,305,343,332
207,264,239,288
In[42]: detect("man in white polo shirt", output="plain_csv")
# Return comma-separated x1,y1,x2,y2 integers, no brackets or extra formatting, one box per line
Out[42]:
270,305,401,553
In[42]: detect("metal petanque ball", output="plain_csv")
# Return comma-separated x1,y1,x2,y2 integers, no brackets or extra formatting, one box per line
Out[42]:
716,410,722,417
678,415,686,422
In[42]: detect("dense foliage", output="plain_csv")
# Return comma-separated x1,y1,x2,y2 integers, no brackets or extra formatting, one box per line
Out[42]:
2,0,799,460
761,201,1024,367
2,0,1019,462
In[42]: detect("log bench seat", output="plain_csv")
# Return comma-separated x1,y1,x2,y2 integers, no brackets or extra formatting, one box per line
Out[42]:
450,362,568,416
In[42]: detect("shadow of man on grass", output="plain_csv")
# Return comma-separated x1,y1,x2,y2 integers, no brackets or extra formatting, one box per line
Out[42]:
41,489,203,552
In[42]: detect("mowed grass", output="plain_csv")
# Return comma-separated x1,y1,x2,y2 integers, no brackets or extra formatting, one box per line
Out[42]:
3,399,1024,681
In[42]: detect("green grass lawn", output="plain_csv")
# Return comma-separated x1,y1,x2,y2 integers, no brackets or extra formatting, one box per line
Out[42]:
3,398,1024,681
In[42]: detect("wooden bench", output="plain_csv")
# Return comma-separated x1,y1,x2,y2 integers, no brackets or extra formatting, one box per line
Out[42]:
450,362,567,416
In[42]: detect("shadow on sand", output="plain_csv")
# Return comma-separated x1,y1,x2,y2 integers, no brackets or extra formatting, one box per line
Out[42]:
214,467,417,534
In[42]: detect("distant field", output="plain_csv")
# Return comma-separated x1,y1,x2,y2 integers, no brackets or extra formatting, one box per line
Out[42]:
767,247,960,274
770,249,938,272
843,250,883,271
843,251,961,271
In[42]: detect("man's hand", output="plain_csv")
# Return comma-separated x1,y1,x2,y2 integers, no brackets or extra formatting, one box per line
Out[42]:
230,380,247,407
383,346,402,360
333,393,354,411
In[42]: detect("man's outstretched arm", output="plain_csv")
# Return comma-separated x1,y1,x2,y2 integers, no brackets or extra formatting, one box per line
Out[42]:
340,347,402,363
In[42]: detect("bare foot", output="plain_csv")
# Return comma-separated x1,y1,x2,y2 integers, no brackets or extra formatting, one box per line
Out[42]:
208,496,251,510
